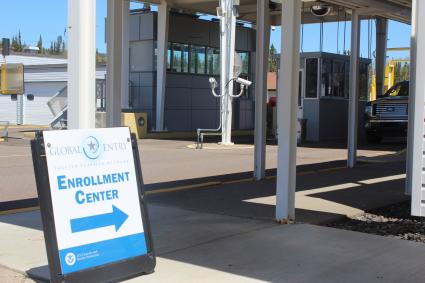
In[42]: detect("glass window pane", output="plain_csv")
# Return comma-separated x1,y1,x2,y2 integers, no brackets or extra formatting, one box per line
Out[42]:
190,46,206,74
207,48,220,75
298,71,302,106
190,46,196,73
237,52,249,75
399,82,409,96
321,59,332,96
332,60,345,98
359,62,369,100
172,44,182,72
167,43,171,71
345,61,350,98
153,42,157,71
182,44,189,73
305,58,318,98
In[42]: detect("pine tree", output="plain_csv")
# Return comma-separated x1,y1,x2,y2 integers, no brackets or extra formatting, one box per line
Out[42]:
268,44,278,72
37,35,43,54
17,30,23,52
11,36,18,51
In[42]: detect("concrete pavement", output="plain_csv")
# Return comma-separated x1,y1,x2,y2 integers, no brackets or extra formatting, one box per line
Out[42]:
1,202,425,283
0,137,404,203
0,132,414,282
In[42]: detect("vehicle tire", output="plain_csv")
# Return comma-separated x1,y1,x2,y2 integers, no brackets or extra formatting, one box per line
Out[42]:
366,133,382,144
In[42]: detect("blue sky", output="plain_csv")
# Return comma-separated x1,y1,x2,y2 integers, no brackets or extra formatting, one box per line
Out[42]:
0,0,411,59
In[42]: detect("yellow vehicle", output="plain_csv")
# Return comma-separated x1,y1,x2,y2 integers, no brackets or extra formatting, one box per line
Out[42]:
369,47,410,101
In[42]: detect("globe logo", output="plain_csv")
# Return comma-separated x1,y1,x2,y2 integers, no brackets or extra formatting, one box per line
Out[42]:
65,252,76,266
82,136,101,160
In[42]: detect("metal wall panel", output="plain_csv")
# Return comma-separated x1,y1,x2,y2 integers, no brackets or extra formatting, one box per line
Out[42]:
140,13,155,40
0,96,17,124
130,41,154,72
191,88,217,109
192,109,218,129
164,87,191,110
23,82,66,125
168,14,210,46
164,109,191,131
303,99,320,141
130,14,140,41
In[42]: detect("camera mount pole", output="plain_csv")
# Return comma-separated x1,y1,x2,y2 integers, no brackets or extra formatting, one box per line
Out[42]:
219,0,238,145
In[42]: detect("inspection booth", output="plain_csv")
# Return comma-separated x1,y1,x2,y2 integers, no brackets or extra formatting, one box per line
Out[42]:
128,9,256,132
299,52,371,142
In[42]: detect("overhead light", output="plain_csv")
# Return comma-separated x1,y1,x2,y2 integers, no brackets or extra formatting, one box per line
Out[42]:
310,4,331,17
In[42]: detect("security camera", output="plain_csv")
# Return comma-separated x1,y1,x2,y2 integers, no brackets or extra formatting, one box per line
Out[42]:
209,77,218,89
235,77,252,87
310,4,331,17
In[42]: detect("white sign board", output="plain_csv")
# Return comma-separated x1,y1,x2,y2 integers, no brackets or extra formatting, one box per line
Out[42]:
43,127,147,274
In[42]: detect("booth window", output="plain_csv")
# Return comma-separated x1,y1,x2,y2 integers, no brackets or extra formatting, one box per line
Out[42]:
358,62,369,100
321,59,333,97
190,45,206,74
305,58,318,98
332,60,346,98
166,43,171,71
207,48,220,75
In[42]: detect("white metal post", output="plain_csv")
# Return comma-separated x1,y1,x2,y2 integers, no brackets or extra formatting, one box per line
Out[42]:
219,0,228,143
156,1,169,131
410,0,425,216
375,17,388,97
220,0,237,145
67,0,96,129
254,0,270,180
121,0,130,109
347,10,360,168
276,0,301,222
106,0,123,127
406,0,418,196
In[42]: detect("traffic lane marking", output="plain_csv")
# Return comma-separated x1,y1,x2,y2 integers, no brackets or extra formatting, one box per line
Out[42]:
0,154,31,158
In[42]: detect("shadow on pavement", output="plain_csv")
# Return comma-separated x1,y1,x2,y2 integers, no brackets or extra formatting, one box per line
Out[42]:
147,160,407,224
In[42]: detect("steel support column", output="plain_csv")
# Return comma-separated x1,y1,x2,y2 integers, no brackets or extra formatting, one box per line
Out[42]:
276,0,301,221
106,0,123,127
121,0,130,109
155,1,169,131
220,0,237,145
67,0,96,129
254,0,270,180
410,0,425,215
406,0,418,196
347,10,360,168
375,17,388,98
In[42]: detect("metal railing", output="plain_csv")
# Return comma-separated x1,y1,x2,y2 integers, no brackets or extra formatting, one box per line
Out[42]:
47,86,67,117
47,80,107,129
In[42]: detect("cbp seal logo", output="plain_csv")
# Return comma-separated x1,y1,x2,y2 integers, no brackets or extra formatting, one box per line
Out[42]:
65,252,76,266
82,136,101,160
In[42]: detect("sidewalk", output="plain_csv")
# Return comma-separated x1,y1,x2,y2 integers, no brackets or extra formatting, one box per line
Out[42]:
2,203,425,283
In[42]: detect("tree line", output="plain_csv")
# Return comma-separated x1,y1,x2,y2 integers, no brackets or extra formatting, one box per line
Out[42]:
9,30,66,55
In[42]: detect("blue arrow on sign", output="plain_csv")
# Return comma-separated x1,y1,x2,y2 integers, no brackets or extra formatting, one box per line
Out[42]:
70,205,129,233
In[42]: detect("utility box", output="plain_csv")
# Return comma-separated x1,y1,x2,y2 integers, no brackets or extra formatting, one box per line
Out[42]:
1,63,25,95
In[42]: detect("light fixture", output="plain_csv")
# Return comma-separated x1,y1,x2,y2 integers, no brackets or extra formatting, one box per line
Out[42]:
310,4,331,17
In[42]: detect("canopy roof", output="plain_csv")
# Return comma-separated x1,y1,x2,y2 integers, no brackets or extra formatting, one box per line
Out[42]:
138,0,412,25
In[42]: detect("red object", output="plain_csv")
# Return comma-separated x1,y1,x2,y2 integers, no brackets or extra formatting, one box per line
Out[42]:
268,96,277,107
